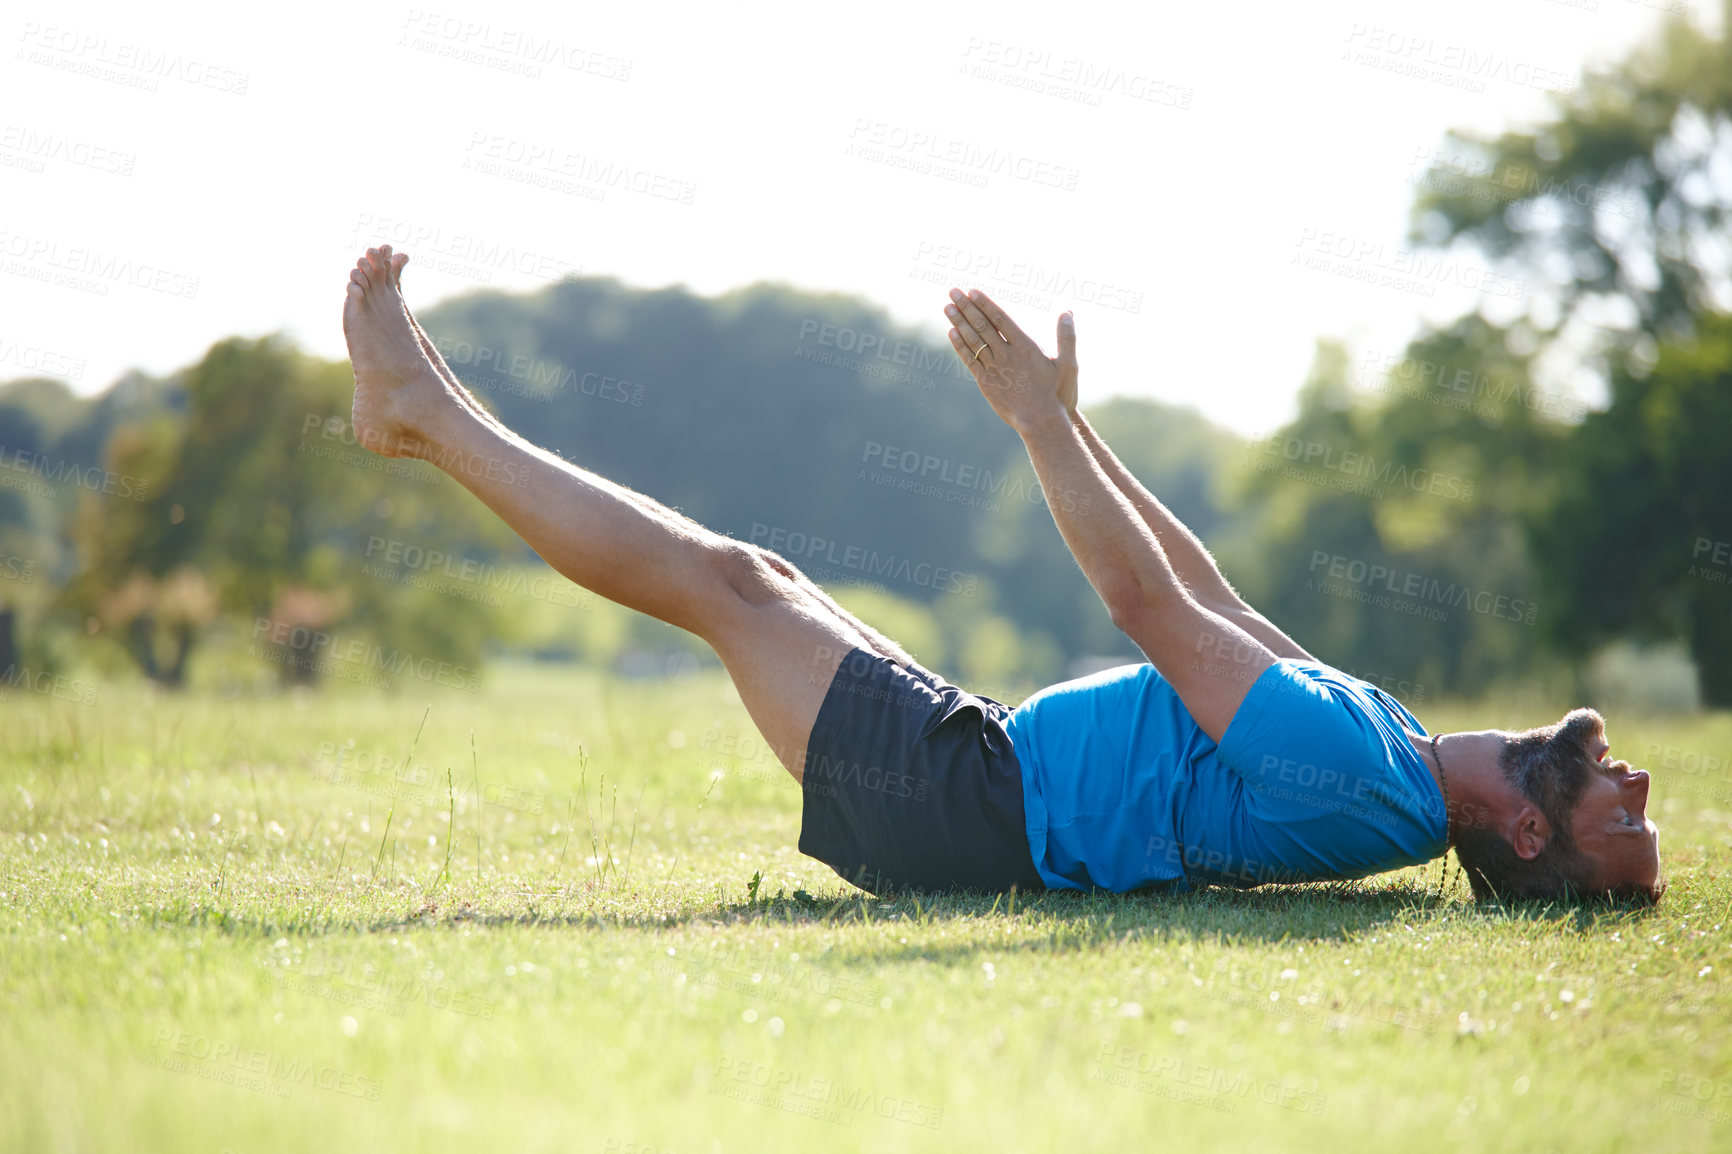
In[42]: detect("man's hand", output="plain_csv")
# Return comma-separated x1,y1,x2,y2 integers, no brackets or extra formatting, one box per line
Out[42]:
944,289,1078,431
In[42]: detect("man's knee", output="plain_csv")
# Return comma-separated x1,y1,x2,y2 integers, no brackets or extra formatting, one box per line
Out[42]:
717,543,801,607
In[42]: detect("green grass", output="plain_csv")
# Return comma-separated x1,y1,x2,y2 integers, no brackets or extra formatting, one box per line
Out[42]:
2,662,1729,1153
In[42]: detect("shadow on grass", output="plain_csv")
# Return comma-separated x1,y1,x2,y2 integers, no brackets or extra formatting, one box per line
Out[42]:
142,870,1663,953
653,879,1660,949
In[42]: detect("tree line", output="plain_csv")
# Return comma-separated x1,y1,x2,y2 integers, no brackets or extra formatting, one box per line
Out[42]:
1,9,1728,705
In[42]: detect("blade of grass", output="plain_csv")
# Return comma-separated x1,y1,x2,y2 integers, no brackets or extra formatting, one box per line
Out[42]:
372,804,395,878
434,765,456,894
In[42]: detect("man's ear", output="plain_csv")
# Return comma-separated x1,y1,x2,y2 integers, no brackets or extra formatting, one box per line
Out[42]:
1510,804,1553,861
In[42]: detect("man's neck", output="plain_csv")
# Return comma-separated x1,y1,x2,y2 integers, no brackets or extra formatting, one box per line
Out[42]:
1411,730,1517,844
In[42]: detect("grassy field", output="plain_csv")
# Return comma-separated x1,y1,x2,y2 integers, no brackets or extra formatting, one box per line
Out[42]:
2,661,1729,1154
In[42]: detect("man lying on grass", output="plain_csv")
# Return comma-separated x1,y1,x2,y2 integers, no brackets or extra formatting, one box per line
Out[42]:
341,245,1664,906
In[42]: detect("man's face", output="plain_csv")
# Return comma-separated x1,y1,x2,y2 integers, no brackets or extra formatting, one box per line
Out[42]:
1547,716,1664,898
1517,710,1662,901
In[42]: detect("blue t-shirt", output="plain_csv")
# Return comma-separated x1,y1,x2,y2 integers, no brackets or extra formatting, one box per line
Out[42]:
1004,660,1447,893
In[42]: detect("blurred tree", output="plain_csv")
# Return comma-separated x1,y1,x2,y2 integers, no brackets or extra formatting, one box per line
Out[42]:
1220,318,1563,695
1411,5,1732,702
3,285,1256,693
92,568,217,686
61,337,515,687
1410,6,1732,357
1531,312,1732,705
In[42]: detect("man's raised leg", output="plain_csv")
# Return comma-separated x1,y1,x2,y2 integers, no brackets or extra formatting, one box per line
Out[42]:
364,244,920,673
341,247,891,778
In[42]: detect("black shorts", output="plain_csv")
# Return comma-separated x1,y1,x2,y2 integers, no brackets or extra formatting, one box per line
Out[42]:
797,647,1047,896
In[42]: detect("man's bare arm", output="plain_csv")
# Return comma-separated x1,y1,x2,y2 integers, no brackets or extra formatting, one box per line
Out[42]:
1071,413,1313,662
945,290,1275,742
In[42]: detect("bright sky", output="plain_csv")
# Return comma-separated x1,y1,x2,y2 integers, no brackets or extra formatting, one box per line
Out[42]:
0,0,1711,436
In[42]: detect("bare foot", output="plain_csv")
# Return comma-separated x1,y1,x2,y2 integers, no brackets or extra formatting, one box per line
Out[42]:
342,248,454,458
374,245,501,428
